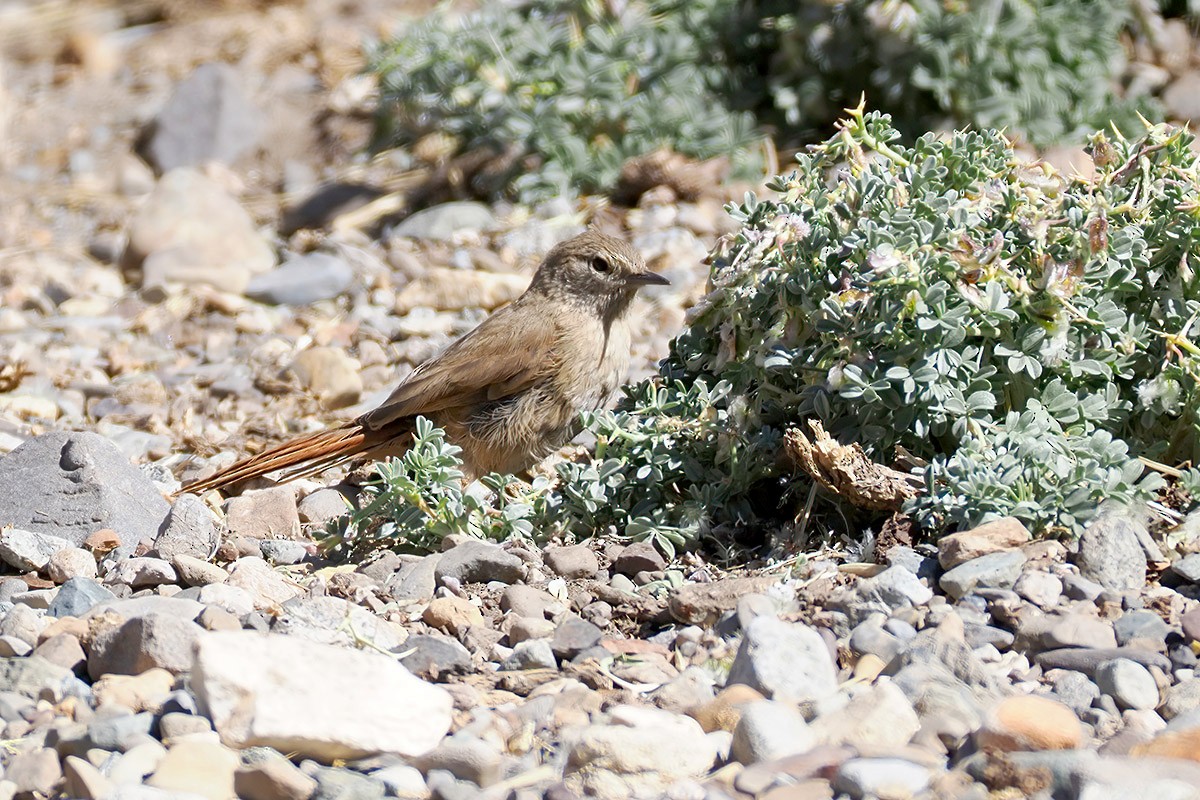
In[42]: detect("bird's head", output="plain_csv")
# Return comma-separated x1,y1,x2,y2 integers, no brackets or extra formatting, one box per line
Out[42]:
527,230,669,313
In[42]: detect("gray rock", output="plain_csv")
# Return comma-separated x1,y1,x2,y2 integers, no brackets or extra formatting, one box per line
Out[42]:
0,655,74,700
1114,610,1170,647
543,544,599,579
88,612,204,679
1074,511,1148,591
884,546,938,581
963,624,1015,651
1036,647,1171,676
297,487,353,526
834,757,931,799
398,634,472,677
650,666,716,714
0,528,73,572
1014,570,1063,608
310,766,386,800
730,700,814,764
567,704,717,781
87,595,207,622
501,639,557,671
259,540,308,566
245,252,355,306
194,632,452,762
224,488,301,541
1163,71,1200,122
356,551,402,584
391,202,497,242
273,596,405,651
1163,678,1200,721
1063,573,1106,602
387,554,440,602
939,551,1026,599
499,584,562,619
142,63,263,173
889,622,997,691
154,494,218,562
1040,614,1118,650
87,712,155,752
1051,669,1101,714
1,604,46,647
845,565,933,622
727,616,838,706
0,431,170,553
435,541,524,585
5,746,62,796
551,615,603,660
418,735,506,787
0,691,35,722
49,577,116,618
611,541,667,576
105,557,178,588
849,616,904,662
1095,659,1160,710
1172,553,1200,583
371,764,426,798
171,555,228,588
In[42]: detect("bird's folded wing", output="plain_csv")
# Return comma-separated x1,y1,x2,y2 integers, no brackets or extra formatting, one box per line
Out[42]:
359,315,560,430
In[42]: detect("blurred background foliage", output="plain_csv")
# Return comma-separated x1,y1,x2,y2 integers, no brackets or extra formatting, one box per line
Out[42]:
371,0,1198,204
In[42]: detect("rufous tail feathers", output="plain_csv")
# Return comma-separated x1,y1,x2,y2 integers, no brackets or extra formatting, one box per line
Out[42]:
180,423,377,496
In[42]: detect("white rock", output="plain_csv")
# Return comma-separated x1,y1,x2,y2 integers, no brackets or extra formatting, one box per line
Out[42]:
812,679,920,749
567,704,717,780
196,584,256,618
731,700,814,764
0,528,72,572
192,631,452,761
226,558,301,611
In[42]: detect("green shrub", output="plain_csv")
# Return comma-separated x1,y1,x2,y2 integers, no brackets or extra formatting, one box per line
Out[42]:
343,112,1200,554
599,108,1200,540
370,0,1166,205
724,0,1157,147
370,0,762,203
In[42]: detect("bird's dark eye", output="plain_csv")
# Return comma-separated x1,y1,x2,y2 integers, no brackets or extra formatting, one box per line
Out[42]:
591,256,610,273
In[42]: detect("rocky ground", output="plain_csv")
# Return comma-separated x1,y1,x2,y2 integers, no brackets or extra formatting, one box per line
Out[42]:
6,2,1200,800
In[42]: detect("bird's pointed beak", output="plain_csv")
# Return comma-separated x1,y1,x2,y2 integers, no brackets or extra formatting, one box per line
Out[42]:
625,271,670,287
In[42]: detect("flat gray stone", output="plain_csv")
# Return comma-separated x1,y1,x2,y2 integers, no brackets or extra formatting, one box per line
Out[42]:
435,541,524,586
391,202,496,242
939,550,1026,599
1172,553,1200,583
1074,510,1147,591
245,252,355,306
1036,647,1171,676
142,63,263,173
727,616,838,706
0,431,170,554
48,577,116,618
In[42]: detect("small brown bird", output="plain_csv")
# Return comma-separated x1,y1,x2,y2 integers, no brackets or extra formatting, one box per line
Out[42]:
182,231,667,495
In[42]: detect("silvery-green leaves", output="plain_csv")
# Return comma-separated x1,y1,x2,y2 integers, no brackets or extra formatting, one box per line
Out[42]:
638,110,1200,537
371,0,761,203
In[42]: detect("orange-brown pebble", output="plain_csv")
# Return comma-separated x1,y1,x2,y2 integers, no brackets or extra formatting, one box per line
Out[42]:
975,695,1083,752
690,684,767,733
